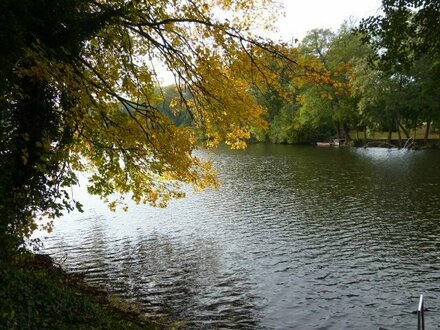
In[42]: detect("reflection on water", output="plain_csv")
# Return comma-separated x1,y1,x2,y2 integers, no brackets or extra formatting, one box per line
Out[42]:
39,145,440,329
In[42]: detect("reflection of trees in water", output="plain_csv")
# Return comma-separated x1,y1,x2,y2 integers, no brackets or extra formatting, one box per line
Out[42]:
206,145,440,328
211,144,440,259
49,217,111,284
124,234,258,328
42,145,440,329
49,226,259,328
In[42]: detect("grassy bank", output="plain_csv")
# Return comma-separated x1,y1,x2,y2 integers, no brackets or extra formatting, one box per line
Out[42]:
0,254,160,329
350,127,440,141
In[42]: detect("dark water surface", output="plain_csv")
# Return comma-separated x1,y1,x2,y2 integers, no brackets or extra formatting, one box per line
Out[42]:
39,145,440,329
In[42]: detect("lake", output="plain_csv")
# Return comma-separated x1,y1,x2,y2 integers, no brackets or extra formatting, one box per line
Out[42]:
38,145,440,329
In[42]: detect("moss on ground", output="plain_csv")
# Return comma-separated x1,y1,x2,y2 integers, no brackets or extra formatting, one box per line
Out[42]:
0,255,157,330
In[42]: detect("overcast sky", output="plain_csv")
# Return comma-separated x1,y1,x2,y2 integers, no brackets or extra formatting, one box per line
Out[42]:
157,0,384,84
273,0,383,42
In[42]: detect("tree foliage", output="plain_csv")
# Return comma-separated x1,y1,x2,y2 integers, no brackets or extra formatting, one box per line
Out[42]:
358,0,440,141
359,0,440,70
252,25,374,144
253,3,440,145
0,0,293,258
3,0,440,258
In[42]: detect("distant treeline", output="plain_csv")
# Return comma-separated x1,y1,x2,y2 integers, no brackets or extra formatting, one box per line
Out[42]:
157,1,439,146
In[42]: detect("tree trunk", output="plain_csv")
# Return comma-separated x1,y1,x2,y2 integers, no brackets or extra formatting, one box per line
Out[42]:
0,73,70,260
364,126,367,142
398,122,410,139
342,123,351,142
334,122,341,140
395,117,402,147
387,123,393,146
424,121,431,144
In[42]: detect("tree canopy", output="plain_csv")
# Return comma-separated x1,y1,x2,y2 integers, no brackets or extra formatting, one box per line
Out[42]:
358,0,440,141
0,0,294,258
359,0,440,70
250,0,440,146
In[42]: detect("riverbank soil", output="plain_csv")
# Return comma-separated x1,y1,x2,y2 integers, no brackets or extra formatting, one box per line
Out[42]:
0,254,158,329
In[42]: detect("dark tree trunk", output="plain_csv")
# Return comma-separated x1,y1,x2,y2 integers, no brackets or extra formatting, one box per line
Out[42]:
424,121,431,143
395,117,402,147
342,123,351,142
387,122,393,146
399,122,410,139
334,122,341,140
0,73,68,260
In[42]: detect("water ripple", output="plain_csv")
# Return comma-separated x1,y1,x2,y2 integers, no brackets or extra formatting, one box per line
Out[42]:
38,145,440,329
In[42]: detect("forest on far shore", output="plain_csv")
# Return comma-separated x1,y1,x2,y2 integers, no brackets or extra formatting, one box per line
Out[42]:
158,14,440,147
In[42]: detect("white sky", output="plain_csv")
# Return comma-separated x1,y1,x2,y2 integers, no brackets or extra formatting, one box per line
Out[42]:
273,0,383,42
157,0,383,85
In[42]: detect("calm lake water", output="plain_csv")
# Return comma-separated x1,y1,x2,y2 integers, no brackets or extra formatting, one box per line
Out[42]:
39,145,440,329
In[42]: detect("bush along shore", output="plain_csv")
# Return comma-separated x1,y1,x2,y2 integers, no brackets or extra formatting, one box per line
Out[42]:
0,253,179,329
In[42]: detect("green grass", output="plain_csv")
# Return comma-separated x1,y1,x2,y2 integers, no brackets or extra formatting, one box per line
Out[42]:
0,257,156,329
351,128,440,141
